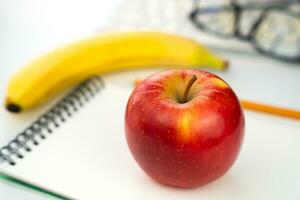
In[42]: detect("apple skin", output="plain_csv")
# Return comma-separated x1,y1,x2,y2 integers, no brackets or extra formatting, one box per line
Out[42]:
125,69,244,188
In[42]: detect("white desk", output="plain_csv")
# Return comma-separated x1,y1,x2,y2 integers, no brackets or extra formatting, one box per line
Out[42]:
0,0,299,199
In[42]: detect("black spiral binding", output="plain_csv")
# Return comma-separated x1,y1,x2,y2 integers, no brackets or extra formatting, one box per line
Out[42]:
0,76,104,166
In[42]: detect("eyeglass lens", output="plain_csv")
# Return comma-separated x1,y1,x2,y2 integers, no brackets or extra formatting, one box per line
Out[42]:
253,10,300,59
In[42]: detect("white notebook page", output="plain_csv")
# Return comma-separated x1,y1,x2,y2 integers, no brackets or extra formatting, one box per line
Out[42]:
0,70,300,200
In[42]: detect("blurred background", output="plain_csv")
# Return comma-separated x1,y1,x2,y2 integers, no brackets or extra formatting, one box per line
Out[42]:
0,0,299,199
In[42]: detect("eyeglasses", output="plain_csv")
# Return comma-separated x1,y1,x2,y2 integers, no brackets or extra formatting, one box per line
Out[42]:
189,0,300,62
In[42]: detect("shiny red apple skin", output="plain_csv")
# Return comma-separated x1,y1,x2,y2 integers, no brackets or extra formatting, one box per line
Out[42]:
125,69,245,188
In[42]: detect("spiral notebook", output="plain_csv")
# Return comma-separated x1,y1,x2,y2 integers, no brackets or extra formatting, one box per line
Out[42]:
0,70,300,200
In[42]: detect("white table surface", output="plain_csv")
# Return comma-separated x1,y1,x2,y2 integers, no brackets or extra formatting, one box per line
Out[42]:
0,0,299,199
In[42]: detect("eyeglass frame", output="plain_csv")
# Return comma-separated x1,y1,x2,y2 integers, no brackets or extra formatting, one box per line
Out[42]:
189,1,300,62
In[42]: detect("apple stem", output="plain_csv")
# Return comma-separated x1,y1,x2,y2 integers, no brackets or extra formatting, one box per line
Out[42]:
182,75,197,103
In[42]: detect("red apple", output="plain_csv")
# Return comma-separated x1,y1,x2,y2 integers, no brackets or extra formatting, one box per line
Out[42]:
125,69,244,188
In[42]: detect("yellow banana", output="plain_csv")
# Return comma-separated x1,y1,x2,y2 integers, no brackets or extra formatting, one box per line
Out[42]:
5,31,228,113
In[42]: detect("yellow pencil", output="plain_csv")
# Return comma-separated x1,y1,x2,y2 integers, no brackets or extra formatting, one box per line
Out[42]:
240,100,300,120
